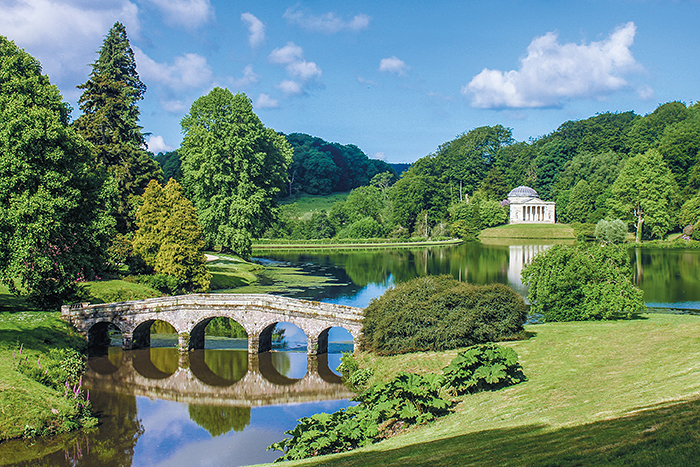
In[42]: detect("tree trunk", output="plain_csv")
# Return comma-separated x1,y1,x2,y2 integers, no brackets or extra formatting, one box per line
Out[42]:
635,217,644,243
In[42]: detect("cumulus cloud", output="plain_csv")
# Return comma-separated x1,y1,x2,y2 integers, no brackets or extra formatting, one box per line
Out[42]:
0,0,140,85
283,6,370,33
269,42,321,94
379,56,410,76
372,152,387,160
160,99,188,113
269,42,304,65
464,22,642,109
637,84,655,100
255,93,280,109
230,65,259,89
277,80,303,95
134,47,213,90
147,135,173,153
241,12,265,48
143,0,213,28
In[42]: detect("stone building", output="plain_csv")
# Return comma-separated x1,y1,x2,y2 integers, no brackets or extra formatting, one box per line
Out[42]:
507,186,555,224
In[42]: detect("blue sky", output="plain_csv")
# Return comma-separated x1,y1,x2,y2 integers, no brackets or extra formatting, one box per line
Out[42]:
2,0,699,163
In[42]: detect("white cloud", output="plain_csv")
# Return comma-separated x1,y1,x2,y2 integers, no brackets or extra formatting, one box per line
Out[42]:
160,99,188,113
287,61,322,80
143,0,213,28
283,6,370,33
0,0,140,84
379,56,410,76
277,80,303,95
372,152,387,161
134,47,213,90
637,84,655,100
269,42,304,65
255,93,280,109
147,135,173,153
269,42,322,94
241,12,265,48
464,22,642,109
230,65,259,89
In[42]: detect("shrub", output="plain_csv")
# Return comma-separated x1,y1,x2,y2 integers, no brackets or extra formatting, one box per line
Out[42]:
522,243,644,322
338,352,373,391
595,219,628,244
441,344,526,395
269,344,525,462
337,217,384,239
361,275,527,355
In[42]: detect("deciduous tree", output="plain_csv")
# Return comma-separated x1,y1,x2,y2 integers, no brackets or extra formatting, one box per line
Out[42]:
0,36,113,306
609,150,679,242
180,89,292,258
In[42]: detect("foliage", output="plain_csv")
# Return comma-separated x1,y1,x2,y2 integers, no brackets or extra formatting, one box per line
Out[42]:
522,243,644,322
270,344,525,462
180,89,292,258
155,150,182,182
441,345,526,395
478,199,509,228
132,179,210,292
595,219,628,244
361,275,527,356
680,192,700,227
609,149,679,242
284,133,396,196
188,404,250,436
0,36,114,307
337,217,384,239
269,372,452,461
338,352,374,391
73,22,162,233
205,317,247,338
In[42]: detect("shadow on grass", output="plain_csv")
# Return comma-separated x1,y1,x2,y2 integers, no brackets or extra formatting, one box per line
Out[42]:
296,397,700,467
0,321,86,353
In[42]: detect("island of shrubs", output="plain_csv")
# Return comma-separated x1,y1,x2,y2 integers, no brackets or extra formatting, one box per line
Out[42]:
360,275,528,355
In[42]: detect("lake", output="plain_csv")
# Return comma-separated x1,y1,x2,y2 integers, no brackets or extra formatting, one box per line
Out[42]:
2,239,699,466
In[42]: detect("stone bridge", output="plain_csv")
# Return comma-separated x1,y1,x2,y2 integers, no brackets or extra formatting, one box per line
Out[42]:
84,350,354,407
61,294,364,355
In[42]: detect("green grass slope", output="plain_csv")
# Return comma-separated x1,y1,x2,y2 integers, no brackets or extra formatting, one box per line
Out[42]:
280,192,349,220
480,223,575,239
268,314,700,466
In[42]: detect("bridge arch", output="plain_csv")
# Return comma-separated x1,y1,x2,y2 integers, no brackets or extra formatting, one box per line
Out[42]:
131,318,179,350
188,316,249,351
87,320,124,348
62,294,364,356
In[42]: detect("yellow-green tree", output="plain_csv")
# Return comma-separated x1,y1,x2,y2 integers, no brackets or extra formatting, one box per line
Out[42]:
133,179,210,292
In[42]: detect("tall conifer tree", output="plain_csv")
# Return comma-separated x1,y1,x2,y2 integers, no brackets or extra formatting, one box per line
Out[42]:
74,22,162,233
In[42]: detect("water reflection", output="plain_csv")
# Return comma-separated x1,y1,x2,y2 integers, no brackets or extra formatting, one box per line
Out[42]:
84,347,352,407
629,247,700,307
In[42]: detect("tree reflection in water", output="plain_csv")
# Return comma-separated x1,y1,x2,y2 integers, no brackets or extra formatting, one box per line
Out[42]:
188,405,251,436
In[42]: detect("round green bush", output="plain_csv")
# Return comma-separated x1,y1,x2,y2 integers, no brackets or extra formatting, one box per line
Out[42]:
360,275,528,355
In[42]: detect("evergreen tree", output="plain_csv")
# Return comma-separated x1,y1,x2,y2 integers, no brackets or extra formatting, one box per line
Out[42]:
180,88,292,258
74,22,162,233
133,179,210,292
0,36,113,306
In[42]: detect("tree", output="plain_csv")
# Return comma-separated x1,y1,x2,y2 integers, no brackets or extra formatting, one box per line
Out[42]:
522,244,644,322
595,219,627,244
0,36,113,306
180,89,292,258
73,22,162,233
609,150,679,242
565,180,596,223
132,179,211,292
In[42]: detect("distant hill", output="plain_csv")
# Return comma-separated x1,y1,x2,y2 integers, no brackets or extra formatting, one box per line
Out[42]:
389,163,411,176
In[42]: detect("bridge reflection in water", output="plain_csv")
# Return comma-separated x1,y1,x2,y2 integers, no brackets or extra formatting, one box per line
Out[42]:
84,348,354,408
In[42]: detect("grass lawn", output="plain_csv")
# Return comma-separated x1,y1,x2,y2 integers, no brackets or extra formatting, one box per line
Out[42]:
480,223,576,239
0,311,89,441
264,314,700,466
280,192,349,220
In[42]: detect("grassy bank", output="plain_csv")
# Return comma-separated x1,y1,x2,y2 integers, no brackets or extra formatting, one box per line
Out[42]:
253,238,461,251
0,311,92,441
280,192,350,220
266,314,700,466
480,223,575,239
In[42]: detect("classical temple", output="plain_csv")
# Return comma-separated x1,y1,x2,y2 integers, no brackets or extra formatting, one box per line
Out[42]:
507,186,556,224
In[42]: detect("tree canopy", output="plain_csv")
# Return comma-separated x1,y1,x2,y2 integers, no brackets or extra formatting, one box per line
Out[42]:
0,36,113,306
180,88,292,258
73,22,162,233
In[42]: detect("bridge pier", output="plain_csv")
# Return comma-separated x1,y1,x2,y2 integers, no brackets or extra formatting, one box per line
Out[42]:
178,332,190,353
122,332,134,350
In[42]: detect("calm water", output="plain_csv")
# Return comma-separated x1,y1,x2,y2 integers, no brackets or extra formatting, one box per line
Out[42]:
3,240,699,467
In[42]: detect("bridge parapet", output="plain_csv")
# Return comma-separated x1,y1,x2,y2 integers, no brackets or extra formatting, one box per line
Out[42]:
61,293,364,355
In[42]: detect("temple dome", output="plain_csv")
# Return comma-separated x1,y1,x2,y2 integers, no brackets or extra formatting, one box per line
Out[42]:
508,186,538,198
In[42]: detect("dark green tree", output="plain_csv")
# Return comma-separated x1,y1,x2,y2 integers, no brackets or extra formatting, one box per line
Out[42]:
74,22,162,233
155,150,182,182
180,88,292,258
626,101,690,155
565,180,596,223
0,36,113,306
